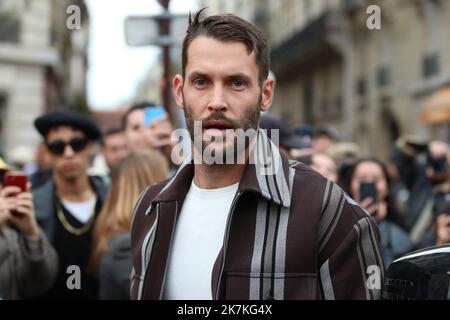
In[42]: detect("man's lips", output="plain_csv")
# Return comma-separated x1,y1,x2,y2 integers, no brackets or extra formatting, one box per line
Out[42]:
62,162,78,170
203,119,234,130
203,119,234,132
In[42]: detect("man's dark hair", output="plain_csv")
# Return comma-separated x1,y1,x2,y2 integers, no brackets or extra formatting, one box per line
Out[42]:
101,127,124,147
121,101,155,130
182,8,270,86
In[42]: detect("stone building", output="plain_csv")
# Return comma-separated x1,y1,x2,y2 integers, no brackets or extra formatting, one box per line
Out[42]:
0,0,90,161
201,0,450,161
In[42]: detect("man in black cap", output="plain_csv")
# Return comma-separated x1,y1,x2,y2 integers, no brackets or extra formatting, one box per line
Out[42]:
32,110,108,299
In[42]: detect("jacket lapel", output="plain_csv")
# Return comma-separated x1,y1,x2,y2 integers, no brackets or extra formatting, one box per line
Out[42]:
239,130,292,208
142,201,180,299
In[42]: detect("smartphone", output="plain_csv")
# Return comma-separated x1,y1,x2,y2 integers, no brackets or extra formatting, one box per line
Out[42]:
3,172,28,216
3,171,28,193
360,181,377,205
144,106,167,127
427,155,448,173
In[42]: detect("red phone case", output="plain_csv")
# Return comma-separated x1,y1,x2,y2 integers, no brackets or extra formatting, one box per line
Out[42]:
3,173,27,193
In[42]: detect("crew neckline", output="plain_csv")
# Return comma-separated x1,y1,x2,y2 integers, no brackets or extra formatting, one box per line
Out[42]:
190,180,239,196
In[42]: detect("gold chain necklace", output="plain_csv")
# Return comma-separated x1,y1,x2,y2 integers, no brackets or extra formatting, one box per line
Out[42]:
56,202,96,236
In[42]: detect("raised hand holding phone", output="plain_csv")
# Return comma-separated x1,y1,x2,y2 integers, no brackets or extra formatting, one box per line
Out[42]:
359,181,379,217
360,181,377,205
144,106,174,150
1,173,40,238
3,171,27,193
3,172,28,216
144,106,167,127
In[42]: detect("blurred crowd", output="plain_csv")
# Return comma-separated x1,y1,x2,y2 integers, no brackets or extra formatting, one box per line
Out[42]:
260,112,449,268
0,104,449,300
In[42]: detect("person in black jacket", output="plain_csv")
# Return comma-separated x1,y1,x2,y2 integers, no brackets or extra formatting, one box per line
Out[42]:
32,110,108,299
391,136,449,245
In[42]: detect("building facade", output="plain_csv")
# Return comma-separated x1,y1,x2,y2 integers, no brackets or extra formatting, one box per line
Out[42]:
0,0,89,162
202,0,450,161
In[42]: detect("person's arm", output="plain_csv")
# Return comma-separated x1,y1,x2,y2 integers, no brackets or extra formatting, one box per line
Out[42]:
99,236,132,300
318,194,385,300
1,185,59,298
0,228,10,269
15,231,59,298
393,136,428,190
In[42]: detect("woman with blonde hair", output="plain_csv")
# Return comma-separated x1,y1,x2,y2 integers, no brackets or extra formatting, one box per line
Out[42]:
88,150,168,299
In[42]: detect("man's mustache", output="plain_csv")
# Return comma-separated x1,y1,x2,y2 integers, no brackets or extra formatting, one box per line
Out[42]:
199,114,237,129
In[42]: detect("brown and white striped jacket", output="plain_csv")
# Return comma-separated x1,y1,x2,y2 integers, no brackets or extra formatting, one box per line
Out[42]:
130,131,384,300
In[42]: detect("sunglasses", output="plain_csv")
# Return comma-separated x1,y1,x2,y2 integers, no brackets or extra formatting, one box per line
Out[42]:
46,137,89,156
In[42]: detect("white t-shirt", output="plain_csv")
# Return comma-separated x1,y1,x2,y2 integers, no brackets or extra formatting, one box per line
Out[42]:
61,196,97,224
163,180,239,300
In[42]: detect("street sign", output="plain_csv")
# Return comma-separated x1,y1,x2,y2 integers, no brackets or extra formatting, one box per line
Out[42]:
124,13,188,47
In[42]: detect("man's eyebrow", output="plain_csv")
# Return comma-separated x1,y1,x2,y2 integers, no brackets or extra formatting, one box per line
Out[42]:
187,71,253,82
227,73,252,82
187,71,209,80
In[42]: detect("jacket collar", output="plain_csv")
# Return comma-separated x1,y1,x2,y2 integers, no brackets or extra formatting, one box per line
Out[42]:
148,130,292,212
33,175,108,221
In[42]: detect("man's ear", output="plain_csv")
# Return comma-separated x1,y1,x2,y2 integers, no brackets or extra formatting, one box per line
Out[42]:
260,78,275,112
173,75,184,109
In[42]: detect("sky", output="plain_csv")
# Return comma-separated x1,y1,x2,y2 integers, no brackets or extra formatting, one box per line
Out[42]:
86,0,199,110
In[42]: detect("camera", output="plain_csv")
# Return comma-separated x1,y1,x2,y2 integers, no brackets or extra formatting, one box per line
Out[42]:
427,153,448,173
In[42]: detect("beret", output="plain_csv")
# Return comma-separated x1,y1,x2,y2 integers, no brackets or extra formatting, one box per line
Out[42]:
34,110,101,141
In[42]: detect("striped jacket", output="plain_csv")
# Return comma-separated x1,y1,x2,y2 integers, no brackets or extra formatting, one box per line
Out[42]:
130,131,384,300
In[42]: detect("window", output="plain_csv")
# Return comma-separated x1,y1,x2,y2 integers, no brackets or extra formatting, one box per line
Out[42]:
0,14,20,43
357,78,367,96
425,0,441,54
380,97,400,141
335,96,343,118
377,66,391,87
0,92,7,155
0,0,20,43
422,0,441,79
321,100,329,116
303,82,314,123
422,53,440,78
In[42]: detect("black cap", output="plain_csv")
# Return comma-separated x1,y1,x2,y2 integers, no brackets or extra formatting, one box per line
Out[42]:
34,110,101,141
260,113,309,150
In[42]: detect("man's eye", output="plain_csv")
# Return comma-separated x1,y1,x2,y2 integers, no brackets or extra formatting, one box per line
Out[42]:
193,79,208,87
231,80,246,89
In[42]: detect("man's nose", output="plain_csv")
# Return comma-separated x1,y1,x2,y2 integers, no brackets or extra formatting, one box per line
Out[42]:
63,144,75,157
208,85,228,113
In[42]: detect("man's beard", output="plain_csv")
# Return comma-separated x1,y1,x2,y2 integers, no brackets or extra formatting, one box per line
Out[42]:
183,96,261,164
